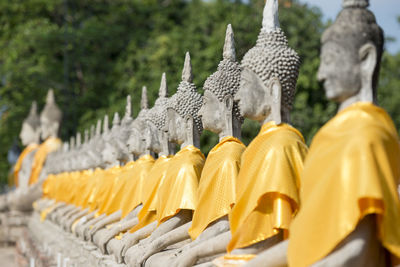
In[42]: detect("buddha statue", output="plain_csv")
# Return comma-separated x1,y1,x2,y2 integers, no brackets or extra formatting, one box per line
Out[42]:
10,90,63,213
123,52,205,266
0,101,41,242
244,1,400,267
7,102,41,212
14,101,41,189
280,1,400,267
205,1,306,266
135,24,246,267
31,89,62,184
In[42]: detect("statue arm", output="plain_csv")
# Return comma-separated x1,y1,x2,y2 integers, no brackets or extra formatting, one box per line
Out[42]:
143,209,192,246
90,210,122,235
190,217,230,247
150,221,191,250
125,221,192,266
81,213,107,240
118,217,139,232
75,210,97,237
65,208,89,231
175,231,231,267
63,205,81,219
123,204,142,220
97,217,139,254
243,240,288,267
120,221,158,257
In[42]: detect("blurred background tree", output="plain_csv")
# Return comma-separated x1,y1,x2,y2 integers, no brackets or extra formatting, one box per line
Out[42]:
0,0,398,185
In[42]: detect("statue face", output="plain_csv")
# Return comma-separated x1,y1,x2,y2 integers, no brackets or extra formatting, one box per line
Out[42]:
235,67,270,122
318,41,361,102
113,125,131,162
19,123,37,146
40,117,59,140
145,121,161,154
166,108,185,145
198,91,225,134
101,142,119,165
127,126,146,155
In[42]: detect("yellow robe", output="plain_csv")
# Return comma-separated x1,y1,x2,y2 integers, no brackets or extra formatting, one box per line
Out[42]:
29,137,62,185
14,143,39,187
188,137,245,240
88,168,109,212
288,102,400,267
157,145,205,224
101,161,136,215
227,122,307,252
42,173,56,199
97,166,122,215
119,155,155,218
129,155,172,233
76,169,94,208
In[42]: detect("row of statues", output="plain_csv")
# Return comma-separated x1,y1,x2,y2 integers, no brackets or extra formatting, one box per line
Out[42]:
6,0,400,266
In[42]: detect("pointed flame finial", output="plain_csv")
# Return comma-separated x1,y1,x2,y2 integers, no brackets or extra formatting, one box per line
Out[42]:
103,115,109,134
182,52,193,82
159,73,168,97
29,101,38,116
70,136,75,149
223,24,236,61
112,112,120,127
125,95,132,119
76,132,81,147
90,125,95,139
96,119,101,136
46,89,55,104
140,86,148,110
262,0,280,32
84,129,89,144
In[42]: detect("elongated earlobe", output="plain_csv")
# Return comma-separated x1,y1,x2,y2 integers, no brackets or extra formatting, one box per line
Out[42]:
224,95,234,112
359,42,376,103
269,77,282,124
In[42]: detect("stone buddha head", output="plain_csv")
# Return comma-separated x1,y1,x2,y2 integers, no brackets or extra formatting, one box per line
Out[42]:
40,89,62,140
84,119,103,169
166,52,203,148
114,96,134,163
127,86,150,158
60,142,69,173
102,113,121,167
198,24,243,140
20,101,41,146
234,0,300,125
97,114,114,168
317,0,383,109
145,73,172,156
77,131,92,171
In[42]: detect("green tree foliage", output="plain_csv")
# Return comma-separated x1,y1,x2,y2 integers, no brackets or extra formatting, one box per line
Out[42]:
0,0,398,184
